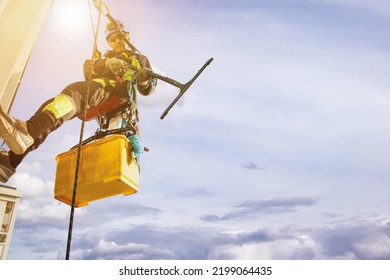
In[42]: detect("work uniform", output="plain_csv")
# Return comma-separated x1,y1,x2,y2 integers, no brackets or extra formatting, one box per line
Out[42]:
8,50,156,168
0,18,157,182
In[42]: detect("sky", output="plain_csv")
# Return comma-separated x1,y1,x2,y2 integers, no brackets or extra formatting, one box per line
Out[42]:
4,0,390,259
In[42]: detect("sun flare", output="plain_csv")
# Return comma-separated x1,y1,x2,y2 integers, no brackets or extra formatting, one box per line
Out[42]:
54,0,91,33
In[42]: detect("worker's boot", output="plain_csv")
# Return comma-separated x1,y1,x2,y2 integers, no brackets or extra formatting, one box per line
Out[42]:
0,150,15,183
0,106,34,155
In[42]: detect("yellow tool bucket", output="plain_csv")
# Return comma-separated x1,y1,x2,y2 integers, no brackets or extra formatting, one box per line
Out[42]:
54,134,139,207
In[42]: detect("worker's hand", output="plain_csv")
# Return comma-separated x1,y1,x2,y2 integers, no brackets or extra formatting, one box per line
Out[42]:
136,67,150,83
105,57,128,75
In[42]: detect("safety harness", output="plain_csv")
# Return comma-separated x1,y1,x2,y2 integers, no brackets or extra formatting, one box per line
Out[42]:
78,50,149,159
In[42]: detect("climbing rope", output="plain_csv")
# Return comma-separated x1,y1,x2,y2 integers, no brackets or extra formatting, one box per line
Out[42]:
63,0,213,260
65,0,103,260
92,0,140,54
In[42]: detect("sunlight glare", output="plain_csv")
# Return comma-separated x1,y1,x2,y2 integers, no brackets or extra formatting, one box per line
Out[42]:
54,0,90,33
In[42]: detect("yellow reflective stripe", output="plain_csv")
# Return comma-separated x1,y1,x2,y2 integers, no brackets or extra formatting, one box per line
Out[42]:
121,52,129,59
93,78,106,87
123,57,141,81
42,94,74,119
131,56,141,68
123,70,135,81
92,78,117,88
92,56,140,86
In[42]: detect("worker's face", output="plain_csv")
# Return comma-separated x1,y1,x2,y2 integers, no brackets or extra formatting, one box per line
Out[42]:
107,32,127,53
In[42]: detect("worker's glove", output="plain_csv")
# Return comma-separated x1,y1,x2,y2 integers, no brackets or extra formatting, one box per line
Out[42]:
136,67,151,83
105,57,128,75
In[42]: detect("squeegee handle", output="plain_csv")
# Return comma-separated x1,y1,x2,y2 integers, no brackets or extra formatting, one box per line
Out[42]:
147,72,184,88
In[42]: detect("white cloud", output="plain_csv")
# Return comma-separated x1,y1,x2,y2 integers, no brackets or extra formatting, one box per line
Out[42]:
209,237,321,259
354,235,390,259
9,171,51,200
72,239,175,260
59,215,390,259
8,171,70,226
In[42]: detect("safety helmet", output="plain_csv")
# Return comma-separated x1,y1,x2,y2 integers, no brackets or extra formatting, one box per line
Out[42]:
105,19,128,39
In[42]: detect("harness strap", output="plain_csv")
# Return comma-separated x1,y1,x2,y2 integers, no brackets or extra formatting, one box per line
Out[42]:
78,95,125,121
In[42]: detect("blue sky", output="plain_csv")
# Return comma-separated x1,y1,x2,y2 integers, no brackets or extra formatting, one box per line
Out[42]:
6,0,390,259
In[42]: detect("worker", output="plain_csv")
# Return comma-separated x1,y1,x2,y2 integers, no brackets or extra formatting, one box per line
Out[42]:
0,20,156,182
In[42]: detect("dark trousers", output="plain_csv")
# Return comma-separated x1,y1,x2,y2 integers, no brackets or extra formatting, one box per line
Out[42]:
12,81,107,164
